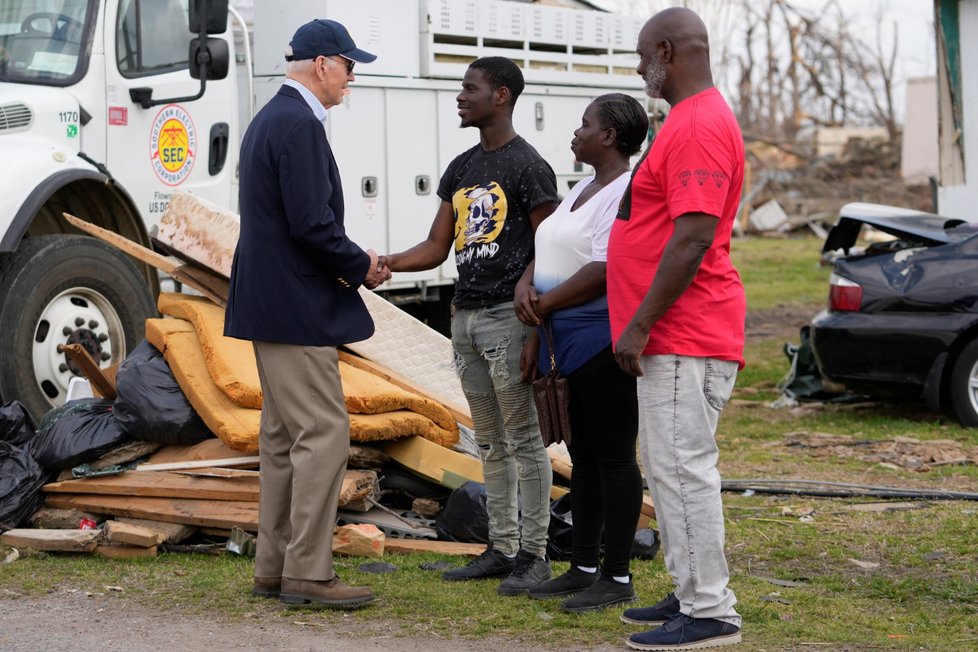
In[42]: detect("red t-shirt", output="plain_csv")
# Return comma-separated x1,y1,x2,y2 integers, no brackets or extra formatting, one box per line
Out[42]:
607,87,746,367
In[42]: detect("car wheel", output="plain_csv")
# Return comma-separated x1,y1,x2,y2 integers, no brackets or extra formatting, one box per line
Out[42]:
0,235,157,420
948,339,978,427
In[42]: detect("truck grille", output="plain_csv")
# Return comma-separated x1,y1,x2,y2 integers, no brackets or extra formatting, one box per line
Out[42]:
0,103,32,132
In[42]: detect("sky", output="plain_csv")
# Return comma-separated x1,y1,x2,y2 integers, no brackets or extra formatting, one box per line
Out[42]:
598,0,936,123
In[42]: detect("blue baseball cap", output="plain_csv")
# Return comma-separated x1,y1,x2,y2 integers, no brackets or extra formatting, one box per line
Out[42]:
286,19,377,63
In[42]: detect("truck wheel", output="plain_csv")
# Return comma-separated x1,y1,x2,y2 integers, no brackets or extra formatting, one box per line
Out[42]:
0,235,157,420
948,339,978,427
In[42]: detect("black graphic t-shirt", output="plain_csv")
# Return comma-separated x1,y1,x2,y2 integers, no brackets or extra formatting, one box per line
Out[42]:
437,136,559,309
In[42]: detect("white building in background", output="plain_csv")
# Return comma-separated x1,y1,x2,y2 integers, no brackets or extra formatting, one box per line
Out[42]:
901,77,939,185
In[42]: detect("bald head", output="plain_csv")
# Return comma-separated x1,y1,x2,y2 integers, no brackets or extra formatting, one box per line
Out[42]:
636,7,713,105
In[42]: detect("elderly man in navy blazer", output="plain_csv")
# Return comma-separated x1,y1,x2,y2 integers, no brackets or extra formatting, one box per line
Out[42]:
225,18,389,609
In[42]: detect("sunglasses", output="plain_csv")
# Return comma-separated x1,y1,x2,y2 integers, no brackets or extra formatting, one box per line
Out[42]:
333,56,355,75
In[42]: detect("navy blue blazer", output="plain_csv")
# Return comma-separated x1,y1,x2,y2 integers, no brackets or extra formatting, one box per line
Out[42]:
225,84,374,346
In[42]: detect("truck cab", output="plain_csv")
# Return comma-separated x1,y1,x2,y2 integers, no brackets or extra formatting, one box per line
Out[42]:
0,0,235,418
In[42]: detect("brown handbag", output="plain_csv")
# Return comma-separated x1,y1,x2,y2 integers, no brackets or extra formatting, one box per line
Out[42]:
532,322,573,447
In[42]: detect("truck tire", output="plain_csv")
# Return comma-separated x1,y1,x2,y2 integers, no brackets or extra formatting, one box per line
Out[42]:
948,339,978,428
0,235,157,420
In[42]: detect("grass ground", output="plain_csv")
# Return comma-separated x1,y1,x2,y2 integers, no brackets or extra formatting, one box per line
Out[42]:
1,236,976,650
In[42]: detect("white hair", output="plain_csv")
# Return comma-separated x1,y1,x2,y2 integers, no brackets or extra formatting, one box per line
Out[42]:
287,58,314,75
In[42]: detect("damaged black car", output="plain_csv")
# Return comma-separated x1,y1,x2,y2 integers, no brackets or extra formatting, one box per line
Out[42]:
811,202,978,426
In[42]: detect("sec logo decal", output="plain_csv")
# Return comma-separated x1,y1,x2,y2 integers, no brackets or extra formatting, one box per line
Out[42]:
150,105,197,186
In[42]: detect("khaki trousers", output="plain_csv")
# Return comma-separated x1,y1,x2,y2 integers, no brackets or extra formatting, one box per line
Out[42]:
252,341,349,581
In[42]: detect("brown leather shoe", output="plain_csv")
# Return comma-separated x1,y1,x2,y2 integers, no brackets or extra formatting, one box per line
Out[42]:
252,576,281,598
280,576,375,609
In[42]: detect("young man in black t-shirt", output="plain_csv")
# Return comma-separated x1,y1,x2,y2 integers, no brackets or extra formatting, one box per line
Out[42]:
381,57,559,596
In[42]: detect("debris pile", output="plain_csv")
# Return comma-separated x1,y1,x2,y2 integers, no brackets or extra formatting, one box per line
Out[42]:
0,192,657,562
785,431,978,471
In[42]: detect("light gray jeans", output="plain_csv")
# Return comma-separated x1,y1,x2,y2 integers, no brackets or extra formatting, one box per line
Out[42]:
451,301,552,558
637,354,741,626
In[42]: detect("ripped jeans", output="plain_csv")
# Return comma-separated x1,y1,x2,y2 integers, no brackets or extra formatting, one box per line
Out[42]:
451,301,552,557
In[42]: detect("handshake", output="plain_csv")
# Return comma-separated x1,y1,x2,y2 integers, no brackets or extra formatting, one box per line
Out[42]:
365,250,393,290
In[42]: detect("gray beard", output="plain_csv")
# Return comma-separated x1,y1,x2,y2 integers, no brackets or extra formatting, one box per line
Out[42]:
644,60,666,98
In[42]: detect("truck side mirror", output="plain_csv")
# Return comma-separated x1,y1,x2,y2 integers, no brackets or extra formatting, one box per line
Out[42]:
189,0,229,35
189,37,229,80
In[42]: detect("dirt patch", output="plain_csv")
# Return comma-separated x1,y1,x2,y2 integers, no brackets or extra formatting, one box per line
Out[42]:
0,590,616,652
745,302,821,343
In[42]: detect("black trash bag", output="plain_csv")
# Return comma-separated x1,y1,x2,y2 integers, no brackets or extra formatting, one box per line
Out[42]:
434,481,489,544
546,493,574,561
0,441,47,531
546,493,661,562
631,527,660,561
0,400,36,447
113,340,213,445
379,467,451,510
27,398,130,473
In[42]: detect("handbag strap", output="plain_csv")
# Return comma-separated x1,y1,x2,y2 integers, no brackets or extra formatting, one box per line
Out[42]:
541,319,557,372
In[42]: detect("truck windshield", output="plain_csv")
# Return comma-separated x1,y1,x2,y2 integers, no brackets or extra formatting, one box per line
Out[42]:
0,0,94,85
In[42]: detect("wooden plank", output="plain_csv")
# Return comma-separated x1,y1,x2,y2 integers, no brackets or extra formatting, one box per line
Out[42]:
0,528,99,552
104,520,164,547
44,471,260,502
29,507,98,529
95,543,158,559
44,494,259,531
339,351,473,429
381,435,483,489
116,518,197,544
349,444,391,469
135,456,260,472
145,438,239,465
56,343,117,399
382,539,486,556
63,212,227,305
63,212,177,273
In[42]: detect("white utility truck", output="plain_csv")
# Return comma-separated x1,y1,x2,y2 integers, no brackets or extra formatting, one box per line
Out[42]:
0,0,646,417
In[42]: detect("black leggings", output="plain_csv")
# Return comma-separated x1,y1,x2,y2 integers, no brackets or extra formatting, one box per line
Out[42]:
565,345,643,577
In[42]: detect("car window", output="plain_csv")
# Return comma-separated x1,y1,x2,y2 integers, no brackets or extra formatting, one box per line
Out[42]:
116,0,190,77
0,0,94,85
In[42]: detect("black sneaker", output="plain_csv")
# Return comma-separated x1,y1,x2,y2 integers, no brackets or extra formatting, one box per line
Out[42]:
527,566,598,599
497,550,551,596
620,592,681,626
626,614,741,650
561,574,636,613
442,547,516,581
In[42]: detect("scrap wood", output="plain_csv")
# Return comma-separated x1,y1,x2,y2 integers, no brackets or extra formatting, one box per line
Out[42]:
0,528,100,552
44,494,259,531
30,507,99,529
43,471,261,502
135,457,260,472
116,518,196,543
56,343,117,399
349,444,390,469
104,520,164,547
146,438,237,465
62,212,227,306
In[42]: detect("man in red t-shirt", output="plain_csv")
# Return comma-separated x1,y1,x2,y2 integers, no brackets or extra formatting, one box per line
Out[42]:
607,8,745,651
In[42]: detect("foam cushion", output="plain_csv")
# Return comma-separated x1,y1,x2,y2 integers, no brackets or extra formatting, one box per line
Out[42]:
145,318,457,453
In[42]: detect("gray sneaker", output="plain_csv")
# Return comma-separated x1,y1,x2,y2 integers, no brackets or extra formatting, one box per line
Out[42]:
443,547,516,581
497,550,551,596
